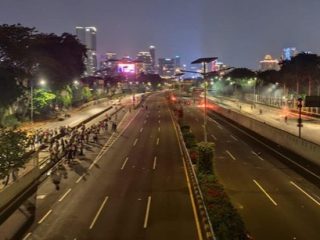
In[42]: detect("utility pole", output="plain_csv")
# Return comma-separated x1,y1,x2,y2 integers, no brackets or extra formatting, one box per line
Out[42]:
30,79,34,123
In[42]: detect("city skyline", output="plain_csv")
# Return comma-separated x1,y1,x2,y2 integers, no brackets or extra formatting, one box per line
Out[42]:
2,0,320,69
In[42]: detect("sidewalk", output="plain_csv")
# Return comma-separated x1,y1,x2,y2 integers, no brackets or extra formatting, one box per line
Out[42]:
208,96,320,145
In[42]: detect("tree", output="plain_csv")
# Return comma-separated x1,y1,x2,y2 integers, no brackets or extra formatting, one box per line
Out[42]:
0,24,37,73
82,86,93,102
280,53,320,95
31,33,87,91
32,89,56,116
224,68,257,97
0,128,28,185
0,67,24,124
197,142,215,174
225,68,256,80
0,24,87,120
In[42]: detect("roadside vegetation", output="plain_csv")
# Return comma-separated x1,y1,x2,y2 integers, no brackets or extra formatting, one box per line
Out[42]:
180,125,248,240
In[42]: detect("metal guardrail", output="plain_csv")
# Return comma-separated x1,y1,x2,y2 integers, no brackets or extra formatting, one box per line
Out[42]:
172,113,216,240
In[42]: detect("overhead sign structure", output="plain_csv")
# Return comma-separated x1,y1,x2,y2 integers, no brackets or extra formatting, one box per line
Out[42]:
304,96,320,107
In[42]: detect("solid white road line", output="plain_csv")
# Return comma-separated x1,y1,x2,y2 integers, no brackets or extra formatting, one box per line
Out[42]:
76,174,84,183
231,135,238,141
38,209,53,224
58,188,72,202
209,115,320,181
88,108,141,170
36,195,46,200
156,138,160,145
226,150,236,160
153,156,157,170
22,232,32,240
211,134,217,140
253,179,278,206
143,196,152,229
121,157,129,170
251,151,264,161
169,110,203,240
290,181,320,206
133,138,138,146
89,196,109,230
140,127,143,133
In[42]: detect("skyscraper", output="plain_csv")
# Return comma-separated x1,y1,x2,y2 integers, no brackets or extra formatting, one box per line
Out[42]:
76,26,97,76
174,56,181,69
137,51,153,74
282,47,298,61
149,45,156,72
158,58,176,78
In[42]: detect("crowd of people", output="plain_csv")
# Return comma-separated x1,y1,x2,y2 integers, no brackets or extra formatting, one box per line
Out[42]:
26,117,118,165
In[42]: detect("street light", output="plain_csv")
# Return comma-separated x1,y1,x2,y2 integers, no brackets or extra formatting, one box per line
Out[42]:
39,79,46,86
30,79,47,123
175,72,184,97
191,57,217,142
179,60,232,143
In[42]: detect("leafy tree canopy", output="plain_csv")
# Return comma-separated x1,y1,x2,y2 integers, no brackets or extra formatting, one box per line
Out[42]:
224,68,256,80
0,128,28,184
0,66,24,109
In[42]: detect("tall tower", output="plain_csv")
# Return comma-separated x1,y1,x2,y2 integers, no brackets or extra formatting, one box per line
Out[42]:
76,26,97,76
149,45,156,73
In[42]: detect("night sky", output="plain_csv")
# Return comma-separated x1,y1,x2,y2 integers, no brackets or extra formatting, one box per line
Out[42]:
1,0,320,69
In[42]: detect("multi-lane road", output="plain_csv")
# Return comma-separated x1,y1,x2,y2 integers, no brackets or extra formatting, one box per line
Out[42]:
183,102,320,240
21,93,201,240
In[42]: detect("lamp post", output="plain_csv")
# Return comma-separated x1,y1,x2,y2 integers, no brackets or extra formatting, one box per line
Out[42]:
192,58,222,142
30,79,34,123
30,79,47,123
178,59,232,143
175,72,184,97
297,97,303,138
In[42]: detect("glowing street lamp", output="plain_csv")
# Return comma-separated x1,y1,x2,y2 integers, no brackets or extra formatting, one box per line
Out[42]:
191,57,218,143
39,79,47,86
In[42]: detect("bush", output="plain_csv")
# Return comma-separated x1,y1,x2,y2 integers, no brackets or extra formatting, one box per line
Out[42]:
180,125,190,134
1,114,20,128
197,142,215,174
198,173,248,240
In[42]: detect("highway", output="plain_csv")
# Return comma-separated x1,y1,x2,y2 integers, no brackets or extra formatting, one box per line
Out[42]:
21,93,200,240
182,103,320,240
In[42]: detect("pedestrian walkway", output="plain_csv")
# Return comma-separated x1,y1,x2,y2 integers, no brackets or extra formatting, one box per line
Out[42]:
208,96,320,145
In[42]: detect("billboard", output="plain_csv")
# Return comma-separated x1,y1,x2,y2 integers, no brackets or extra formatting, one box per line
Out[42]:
118,63,135,74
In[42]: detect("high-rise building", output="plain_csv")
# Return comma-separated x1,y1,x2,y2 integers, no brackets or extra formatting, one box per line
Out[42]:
106,52,117,60
174,56,181,69
99,52,118,76
282,47,298,61
149,45,156,71
259,54,280,71
158,58,176,78
137,51,153,74
76,26,97,76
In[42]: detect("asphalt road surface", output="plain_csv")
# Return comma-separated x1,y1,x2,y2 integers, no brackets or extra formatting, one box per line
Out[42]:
22,93,200,240
182,103,320,240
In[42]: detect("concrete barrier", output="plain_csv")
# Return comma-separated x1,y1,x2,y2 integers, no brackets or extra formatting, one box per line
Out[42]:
212,103,320,167
0,168,40,211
